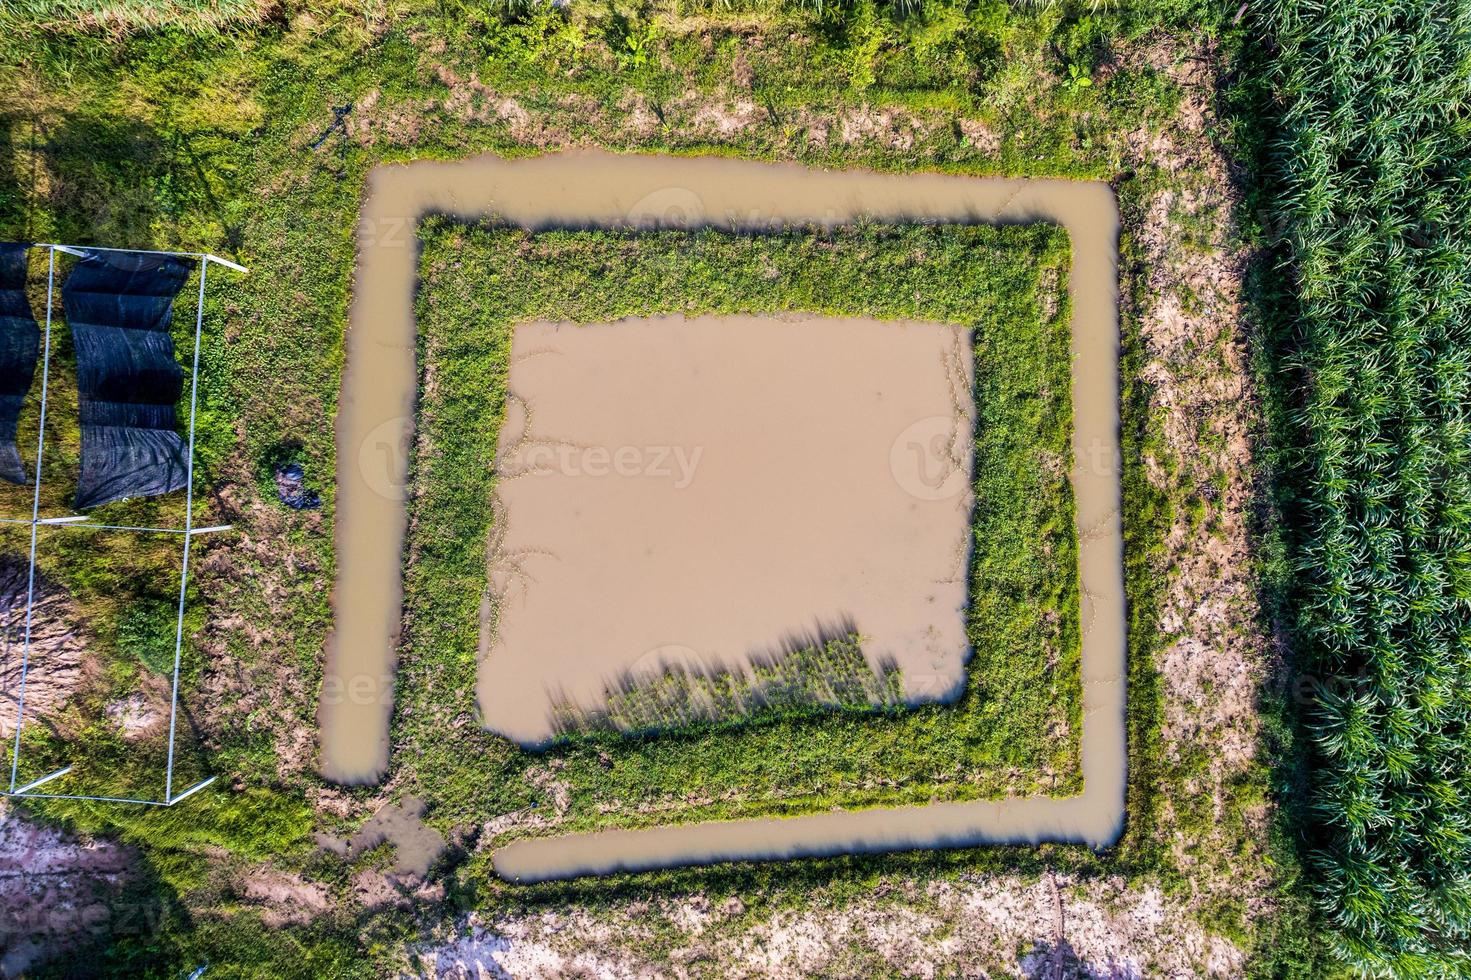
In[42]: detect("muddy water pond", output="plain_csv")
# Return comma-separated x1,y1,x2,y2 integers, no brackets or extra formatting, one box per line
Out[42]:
324,151,1122,880
483,313,975,746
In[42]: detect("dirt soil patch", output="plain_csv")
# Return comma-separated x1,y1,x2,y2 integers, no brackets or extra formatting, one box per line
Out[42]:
405,871,1243,979
318,795,446,878
0,557,86,740
0,804,136,978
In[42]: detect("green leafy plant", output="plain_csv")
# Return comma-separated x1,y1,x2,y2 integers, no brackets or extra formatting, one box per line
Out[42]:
1062,62,1093,93
115,597,178,676
619,19,659,69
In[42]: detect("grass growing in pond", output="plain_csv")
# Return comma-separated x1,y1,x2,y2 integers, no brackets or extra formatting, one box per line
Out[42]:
550,633,908,739
400,219,1081,833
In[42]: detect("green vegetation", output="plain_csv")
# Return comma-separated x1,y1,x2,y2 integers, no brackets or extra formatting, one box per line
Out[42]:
401,220,1080,831
1246,0,1471,973
551,634,908,737
0,0,267,36
0,0,1315,974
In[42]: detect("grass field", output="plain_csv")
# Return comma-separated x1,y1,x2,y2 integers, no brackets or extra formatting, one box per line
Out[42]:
0,0,268,35
0,0,1326,975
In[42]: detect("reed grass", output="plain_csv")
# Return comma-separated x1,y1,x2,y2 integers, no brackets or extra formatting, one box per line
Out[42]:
1,0,270,35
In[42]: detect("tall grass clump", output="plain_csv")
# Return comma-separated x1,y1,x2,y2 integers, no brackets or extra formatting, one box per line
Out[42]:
1263,0,1471,973
0,0,270,34
550,634,906,739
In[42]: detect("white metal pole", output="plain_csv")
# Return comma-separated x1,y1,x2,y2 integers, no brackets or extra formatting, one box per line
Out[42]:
164,255,208,801
10,764,70,794
3,790,171,805
35,245,246,275
165,775,216,806
8,246,57,792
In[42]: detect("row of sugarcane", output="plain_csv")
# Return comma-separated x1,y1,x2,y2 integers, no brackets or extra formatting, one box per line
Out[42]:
1266,0,1471,973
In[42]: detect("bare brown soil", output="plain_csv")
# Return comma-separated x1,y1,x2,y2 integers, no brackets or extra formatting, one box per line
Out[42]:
238,866,333,929
1116,37,1274,925
406,872,1244,979
0,804,136,978
0,558,86,740
104,673,170,741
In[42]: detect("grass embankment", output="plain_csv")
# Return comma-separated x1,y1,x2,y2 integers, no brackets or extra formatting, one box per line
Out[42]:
1248,0,1471,973
401,220,1081,832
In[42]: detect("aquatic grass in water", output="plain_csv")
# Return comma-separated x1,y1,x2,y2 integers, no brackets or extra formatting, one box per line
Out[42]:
551,634,906,738
402,220,1083,828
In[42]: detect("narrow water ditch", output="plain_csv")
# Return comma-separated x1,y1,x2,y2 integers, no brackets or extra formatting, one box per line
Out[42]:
324,150,1123,881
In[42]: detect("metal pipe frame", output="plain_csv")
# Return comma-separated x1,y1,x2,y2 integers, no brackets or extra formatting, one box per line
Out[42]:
3,244,245,807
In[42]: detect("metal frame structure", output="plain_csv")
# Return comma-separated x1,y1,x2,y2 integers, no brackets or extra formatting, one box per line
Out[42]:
2,243,247,806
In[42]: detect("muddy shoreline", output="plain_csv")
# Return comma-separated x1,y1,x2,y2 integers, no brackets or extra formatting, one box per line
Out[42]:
325,151,1122,881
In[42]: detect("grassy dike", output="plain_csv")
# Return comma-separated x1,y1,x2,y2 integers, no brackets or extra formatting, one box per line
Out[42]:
398,220,1080,833
0,0,1319,974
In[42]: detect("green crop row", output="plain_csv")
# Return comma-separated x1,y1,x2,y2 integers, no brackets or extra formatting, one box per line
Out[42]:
1261,0,1471,973
0,0,268,35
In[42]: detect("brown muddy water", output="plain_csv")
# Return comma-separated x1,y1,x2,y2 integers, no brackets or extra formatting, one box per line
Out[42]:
316,795,445,877
482,313,975,746
325,150,1122,881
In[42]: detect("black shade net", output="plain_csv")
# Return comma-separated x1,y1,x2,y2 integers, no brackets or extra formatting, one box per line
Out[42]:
63,250,193,509
0,244,40,485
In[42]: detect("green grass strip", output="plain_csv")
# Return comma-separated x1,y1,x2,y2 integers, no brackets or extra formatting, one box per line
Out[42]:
397,220,1081,835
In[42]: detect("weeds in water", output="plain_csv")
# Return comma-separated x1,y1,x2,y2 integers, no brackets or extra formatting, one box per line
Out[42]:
403,221,1083,829
550,634,907,739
